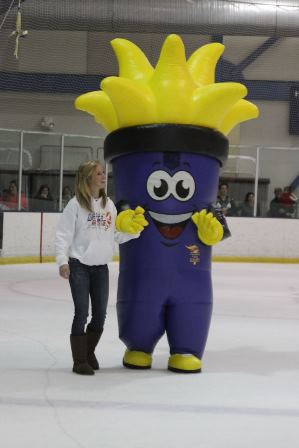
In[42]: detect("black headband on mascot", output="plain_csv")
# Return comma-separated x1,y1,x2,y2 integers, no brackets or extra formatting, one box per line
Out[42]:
104,124,229,166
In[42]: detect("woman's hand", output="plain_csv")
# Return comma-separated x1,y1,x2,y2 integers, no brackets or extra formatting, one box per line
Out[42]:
59,264,70,279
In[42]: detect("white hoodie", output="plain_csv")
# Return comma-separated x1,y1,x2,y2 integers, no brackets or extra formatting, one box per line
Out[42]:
55,196,139,267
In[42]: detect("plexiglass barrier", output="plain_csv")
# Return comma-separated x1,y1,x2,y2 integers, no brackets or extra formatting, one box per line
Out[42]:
0,128,298,218
0,128,105,212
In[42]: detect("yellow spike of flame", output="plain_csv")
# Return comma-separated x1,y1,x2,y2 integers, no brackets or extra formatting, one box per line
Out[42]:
75,91,118,131
101,77,157,127
75,34,259,135
111,38,154,82
187,42,224,86
191,83,247,129
219,99,259,135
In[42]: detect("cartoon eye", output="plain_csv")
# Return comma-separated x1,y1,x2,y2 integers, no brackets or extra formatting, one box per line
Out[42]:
172,171,195,201
147,170,172,201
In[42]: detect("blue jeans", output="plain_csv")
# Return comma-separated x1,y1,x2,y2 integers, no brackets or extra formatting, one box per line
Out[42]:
68,258,109,336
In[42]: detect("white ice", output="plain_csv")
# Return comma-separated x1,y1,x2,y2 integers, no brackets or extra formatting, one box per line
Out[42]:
0,261,299,448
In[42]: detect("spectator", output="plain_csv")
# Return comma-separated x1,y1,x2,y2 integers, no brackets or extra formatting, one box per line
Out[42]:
279,186,297,218
62,185,73,208
214,182,237,216
238,191,260,217
33,184,54,212
0,189,10,211
1,180,28,210
267,187,286,218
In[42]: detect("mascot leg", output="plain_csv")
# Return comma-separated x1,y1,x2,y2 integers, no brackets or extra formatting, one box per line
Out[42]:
166,272,213,373
166,301,212,373
117,300,165,369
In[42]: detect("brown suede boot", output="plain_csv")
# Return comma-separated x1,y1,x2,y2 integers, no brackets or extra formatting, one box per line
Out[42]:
70,334,94,375
86,327,103,370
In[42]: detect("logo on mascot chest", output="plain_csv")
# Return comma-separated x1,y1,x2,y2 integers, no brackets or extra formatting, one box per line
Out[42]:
185,245,200,265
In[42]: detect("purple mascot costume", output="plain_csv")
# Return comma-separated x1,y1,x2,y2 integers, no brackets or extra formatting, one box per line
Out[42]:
76,34,259,373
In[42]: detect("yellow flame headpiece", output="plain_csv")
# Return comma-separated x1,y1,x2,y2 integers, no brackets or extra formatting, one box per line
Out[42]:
75,34,259,164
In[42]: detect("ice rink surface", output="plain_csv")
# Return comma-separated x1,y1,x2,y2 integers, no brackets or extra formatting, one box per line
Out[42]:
0,261,299,448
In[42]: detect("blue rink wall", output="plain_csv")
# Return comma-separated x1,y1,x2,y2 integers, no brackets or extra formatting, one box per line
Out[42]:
0,212,299,264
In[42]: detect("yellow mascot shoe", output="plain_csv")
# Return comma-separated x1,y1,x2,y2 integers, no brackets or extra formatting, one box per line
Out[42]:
123,350,152,369
168,354,202,373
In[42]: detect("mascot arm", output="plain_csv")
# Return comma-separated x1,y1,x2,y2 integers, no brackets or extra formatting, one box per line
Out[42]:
116,206,149,234
192,209,224,246
210,206,231,240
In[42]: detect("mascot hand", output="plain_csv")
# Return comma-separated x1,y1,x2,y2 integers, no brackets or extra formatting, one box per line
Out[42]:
192,209,223,246
116,206,149,234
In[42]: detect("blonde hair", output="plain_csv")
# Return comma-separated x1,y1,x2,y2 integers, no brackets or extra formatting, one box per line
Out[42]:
75,160,107,212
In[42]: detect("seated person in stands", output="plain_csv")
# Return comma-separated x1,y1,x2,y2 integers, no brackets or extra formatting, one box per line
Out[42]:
32,184,54,212
62,185,73,208
1,180,28,210
214,182,237,216
267,187,286,217
238,191,260,217
0,189,10,211
278,186,298,218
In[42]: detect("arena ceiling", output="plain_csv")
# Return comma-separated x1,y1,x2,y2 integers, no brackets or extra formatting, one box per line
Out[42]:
1,0,299,36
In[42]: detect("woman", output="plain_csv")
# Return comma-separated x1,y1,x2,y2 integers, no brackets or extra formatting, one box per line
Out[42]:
238,192,260,217
55,160,148,375
3,180,28,210
33,184,54,212
61,185,73,209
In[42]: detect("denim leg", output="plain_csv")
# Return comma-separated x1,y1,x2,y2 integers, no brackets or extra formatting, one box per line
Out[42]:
88,265,109,333
69,259,90,336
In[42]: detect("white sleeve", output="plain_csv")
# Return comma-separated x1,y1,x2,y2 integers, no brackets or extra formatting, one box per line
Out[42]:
115,231,140,244
111,201,141,245
55,200,77,267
